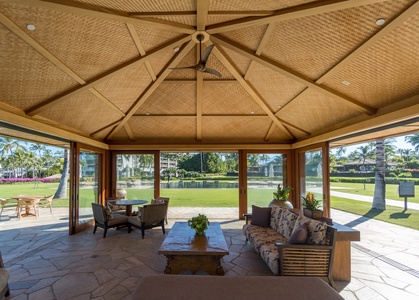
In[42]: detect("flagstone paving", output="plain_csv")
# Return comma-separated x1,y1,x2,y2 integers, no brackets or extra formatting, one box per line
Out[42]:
1,206,419,299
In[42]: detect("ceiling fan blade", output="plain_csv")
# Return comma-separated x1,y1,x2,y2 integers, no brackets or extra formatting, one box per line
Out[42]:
170,65,200,71
201,44,215,64
204,68,222,77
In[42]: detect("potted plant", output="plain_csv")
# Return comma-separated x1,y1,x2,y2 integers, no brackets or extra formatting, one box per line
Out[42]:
301,192,323,219
187,214,210,235
269,184,293,208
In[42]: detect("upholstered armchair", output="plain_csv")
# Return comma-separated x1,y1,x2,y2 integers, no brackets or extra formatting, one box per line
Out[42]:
91,203,129,238
128,202,168,239
151,197,170,224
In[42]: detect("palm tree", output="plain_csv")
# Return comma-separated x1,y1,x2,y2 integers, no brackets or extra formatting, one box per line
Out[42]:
352,144,373,189
0,137,26,177
54,149,69,199
372,139,386,210
405,134,419,152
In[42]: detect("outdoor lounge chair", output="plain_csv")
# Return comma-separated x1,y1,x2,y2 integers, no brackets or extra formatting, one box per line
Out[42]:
91,203,129,238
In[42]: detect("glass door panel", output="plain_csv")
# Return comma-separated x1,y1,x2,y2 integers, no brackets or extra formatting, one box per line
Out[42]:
115,154,155,200
246,153,288,211
78,151,99,225
300,150,323,209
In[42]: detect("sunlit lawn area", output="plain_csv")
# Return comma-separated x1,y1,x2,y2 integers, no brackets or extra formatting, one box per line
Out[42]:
331,196,419,230
330,182,419,204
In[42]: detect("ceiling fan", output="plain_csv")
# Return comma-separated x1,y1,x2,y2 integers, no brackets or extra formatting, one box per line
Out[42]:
170,34,221,77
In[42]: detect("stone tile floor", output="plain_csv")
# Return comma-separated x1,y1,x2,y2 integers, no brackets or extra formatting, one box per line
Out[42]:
0,207,419,300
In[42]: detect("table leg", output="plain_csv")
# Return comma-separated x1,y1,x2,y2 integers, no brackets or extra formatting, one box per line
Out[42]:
125,205,132,216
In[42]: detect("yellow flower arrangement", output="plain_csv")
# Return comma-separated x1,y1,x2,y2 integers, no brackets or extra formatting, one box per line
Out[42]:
301,192,322,211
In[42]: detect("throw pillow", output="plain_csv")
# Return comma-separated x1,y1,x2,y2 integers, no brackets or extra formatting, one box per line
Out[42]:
104,205,113,221
288,223,309,244
270,205,283,232
151,198,165,204
250,205,271,228
293,215,327,245
277,209,298,239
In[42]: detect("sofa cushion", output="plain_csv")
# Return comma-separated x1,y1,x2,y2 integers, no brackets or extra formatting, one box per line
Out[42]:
250,205,271,228
293,215,327,245
270,205,283,232
259,243,280,275
277,209,298,239
288,223,309,244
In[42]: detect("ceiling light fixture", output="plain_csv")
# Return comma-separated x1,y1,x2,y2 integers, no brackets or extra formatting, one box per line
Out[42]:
342,80,351,86
375,18,386,26
26,23,36,31
173,46,180,52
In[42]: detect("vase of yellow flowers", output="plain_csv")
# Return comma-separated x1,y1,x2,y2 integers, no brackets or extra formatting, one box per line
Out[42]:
301,192,323,219
187,214,210,236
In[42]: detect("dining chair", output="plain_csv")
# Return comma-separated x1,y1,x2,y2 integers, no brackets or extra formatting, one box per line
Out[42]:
0,198,9,218
151,197,170,224
38,195,54,215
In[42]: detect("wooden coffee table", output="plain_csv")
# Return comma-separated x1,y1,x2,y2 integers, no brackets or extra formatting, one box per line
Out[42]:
158,222,229,275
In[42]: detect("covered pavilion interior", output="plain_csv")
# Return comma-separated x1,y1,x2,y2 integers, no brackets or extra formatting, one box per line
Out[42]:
0,0,419,230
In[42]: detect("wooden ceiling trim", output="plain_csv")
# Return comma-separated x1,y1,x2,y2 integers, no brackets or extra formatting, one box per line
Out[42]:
109,143,293,151
130,11,275,18
126,23,157,81
90,120,121,136
124,124,135,140
317,0,419,84
25,35,192,116
163,79,237,83
197,71,203,141
10,0,195,34
211,45,294,140
206,0,388,34
105,40,196,140
196,0,210,31
89,89,125,117
244,23,275,80
212,35,377,116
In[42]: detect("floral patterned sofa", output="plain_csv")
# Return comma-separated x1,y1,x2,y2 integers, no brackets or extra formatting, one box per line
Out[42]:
243,205,337,288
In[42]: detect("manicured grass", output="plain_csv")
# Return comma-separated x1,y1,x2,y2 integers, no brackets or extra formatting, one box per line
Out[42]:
331,182,419,204
331,196,419,230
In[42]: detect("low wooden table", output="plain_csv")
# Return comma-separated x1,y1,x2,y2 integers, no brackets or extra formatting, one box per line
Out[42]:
158,222,229,275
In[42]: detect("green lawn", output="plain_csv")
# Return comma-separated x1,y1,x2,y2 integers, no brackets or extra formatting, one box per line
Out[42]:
331,197,419,230
1,182,418,230
331,182,419,204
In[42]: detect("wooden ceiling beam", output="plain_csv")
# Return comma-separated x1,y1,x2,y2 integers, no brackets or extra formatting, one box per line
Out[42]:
124,124,135,140
9,0,195,34
206,0,388,34
211,35,376,115
25,35,192,116
130,11,275,18
127,23,157,81
196,0,210,31
105,40,196,140
211,45,294,140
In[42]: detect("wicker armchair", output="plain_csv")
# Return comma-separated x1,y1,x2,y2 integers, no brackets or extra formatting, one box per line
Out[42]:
276,225,337,289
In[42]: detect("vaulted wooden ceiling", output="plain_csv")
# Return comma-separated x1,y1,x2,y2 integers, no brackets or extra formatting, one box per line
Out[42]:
0,0,418,150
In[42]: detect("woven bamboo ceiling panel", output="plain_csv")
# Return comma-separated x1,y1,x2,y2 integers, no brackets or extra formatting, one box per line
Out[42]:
0,0,418,148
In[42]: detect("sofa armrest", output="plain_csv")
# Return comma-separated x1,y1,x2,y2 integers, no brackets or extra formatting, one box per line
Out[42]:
275,225,337,290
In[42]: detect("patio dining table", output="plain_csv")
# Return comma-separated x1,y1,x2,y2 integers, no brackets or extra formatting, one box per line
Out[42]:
12,195,43,218
115,199,148,216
